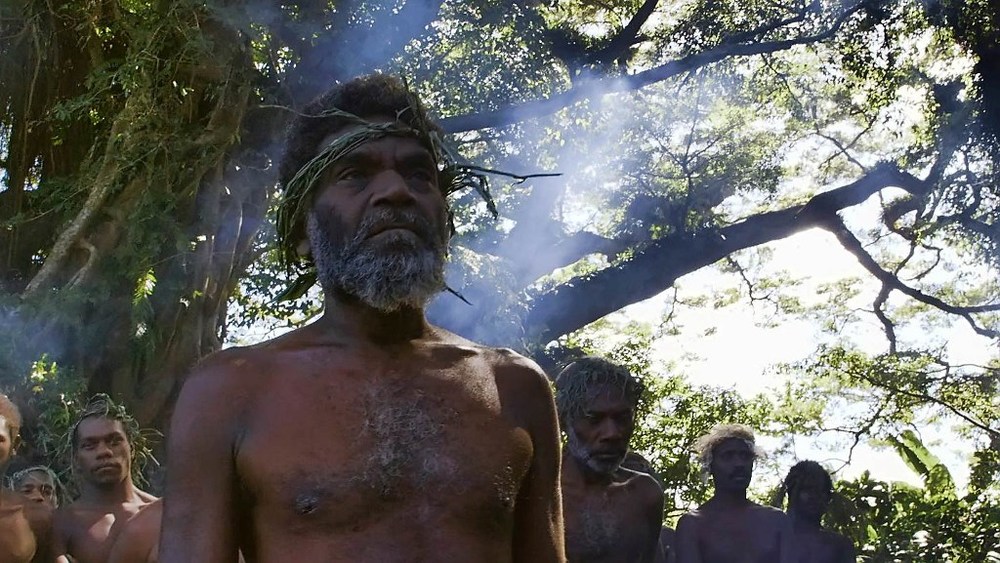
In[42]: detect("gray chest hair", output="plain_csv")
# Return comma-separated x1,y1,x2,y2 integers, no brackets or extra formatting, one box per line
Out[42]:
354,381,459,497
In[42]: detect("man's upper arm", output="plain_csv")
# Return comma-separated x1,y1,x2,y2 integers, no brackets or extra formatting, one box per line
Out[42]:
49,509,70,563
159,361,244,563
773,510,796,563
674,513,701,563
643,481,666,563
501,354,565,563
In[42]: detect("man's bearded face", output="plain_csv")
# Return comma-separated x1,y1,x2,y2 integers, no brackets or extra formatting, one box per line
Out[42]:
307,204,448,311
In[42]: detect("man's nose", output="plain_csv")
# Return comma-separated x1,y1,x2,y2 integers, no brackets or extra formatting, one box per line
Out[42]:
597,419,625,442
370,169,416,206
95,443,113,458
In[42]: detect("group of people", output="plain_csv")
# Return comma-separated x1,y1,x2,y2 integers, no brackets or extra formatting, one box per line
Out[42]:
0,72,858,562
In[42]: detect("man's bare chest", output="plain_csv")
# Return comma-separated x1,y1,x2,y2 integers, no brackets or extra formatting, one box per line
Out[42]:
698,515,780,563
237,371,533,533
563,487,652,562
67,507,140,563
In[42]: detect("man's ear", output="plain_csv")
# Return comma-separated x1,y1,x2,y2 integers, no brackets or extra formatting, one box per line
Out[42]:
11,435,21,454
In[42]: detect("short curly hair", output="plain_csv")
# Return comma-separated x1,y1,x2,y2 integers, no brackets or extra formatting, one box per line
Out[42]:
783,460,833,498
0,393,22,440
554,356,644,423
693,423,763,478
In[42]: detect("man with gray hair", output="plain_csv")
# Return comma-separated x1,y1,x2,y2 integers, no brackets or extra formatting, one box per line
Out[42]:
160,73,565,563
555,356,664,562
674,424,792,563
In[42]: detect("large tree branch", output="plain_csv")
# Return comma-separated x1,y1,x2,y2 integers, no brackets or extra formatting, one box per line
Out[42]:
440,1,866,133
587,0,660,67
523,163,927,344
823,215,1000,339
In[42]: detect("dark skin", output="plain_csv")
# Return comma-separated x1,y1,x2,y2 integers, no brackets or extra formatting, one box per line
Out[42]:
16,472,58,510
0,415,52,563
658,527,675,563
786,476,855,563
561,389,663,563
675,438,793,563
107,498,161,563
51,417,156,563
159,126,565,563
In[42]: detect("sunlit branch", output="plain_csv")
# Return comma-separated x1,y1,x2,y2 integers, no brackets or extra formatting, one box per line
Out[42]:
848,364,1000,440
525,162,929,343
825,215,1000,339
440,1,868,133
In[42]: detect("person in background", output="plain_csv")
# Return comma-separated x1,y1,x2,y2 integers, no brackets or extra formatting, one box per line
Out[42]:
556,357,664,562
780,460,855,563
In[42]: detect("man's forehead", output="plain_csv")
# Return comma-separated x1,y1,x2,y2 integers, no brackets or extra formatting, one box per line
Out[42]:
77,416,126,437
316,115,433,159
583,386,634,410
21,472,53,485
714,437,752,453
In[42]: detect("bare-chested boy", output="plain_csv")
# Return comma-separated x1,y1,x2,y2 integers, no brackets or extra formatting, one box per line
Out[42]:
0,394,52,563
556,358,664,563
159,73,565,563
781,461,855,563
51,395,156,563
675,424,792,563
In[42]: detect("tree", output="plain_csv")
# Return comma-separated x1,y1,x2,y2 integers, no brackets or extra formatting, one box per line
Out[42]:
1,0,997,452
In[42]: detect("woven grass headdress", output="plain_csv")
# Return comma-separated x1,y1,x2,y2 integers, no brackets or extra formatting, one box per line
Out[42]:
274,89,498,302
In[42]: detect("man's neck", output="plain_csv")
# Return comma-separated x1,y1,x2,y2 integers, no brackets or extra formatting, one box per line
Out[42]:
788,508,822,530
708,486,752,508
78,478,139,506
316,293,432,344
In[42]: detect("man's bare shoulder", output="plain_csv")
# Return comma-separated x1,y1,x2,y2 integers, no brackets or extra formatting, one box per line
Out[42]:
675,510,704,535
619,468,664,498
748,503,789,522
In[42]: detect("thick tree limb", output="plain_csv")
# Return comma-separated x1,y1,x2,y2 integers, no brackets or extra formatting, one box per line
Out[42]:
587,0,660,67
440,2,866,133
523,163,930,344
21,108,134,297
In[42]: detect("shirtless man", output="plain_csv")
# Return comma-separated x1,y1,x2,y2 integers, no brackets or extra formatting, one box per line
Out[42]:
675,424,792,563
51,395,156,563
556,357,664,563
0,394,52,563
159,73,565,563
781,461,855,563
11,466,60,509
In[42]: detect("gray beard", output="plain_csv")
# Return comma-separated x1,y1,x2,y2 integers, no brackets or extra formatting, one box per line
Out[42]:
307,207,447,312
566,426,623,476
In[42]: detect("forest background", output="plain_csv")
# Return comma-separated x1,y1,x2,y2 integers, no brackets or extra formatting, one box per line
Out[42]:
1,0,998,560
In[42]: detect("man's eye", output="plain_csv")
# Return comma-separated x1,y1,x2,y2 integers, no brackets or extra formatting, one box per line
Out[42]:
408,168,435,182
338,168,365,181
